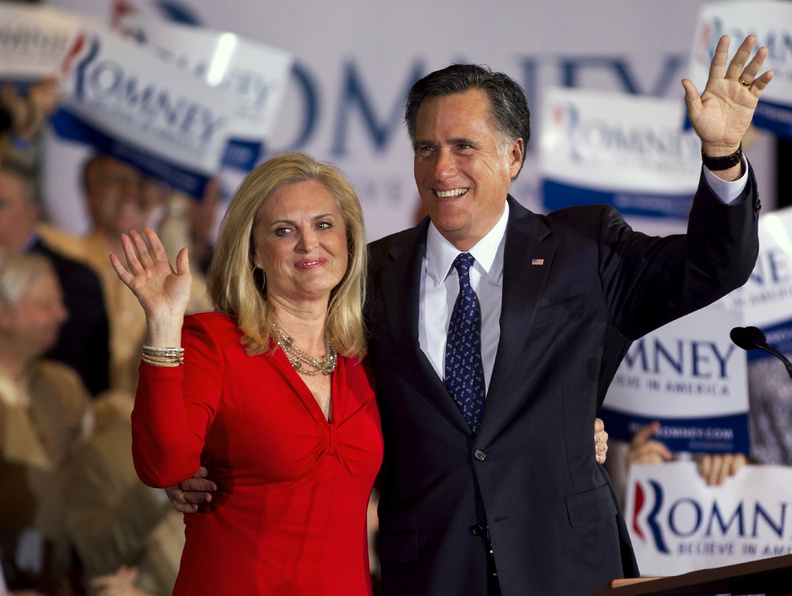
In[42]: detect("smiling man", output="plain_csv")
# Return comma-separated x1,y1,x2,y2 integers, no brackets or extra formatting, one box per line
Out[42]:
365,35,772,595
411,88,524,252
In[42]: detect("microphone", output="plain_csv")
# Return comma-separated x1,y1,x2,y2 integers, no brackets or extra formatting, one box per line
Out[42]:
730,326,792,380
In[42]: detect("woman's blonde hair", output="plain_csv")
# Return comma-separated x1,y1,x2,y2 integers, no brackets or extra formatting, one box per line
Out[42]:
207,152,367,359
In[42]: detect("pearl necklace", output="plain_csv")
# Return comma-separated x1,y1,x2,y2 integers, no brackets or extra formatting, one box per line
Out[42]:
273,325,337,376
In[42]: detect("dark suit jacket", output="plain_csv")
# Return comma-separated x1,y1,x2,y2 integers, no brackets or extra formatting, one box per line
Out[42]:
366,169,760,595
30,238,110,396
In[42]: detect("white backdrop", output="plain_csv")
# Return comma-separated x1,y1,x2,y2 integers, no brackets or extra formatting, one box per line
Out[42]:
41,0,778,241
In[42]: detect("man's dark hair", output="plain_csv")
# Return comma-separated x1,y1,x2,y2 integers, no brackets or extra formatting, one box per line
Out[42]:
405,64,531,166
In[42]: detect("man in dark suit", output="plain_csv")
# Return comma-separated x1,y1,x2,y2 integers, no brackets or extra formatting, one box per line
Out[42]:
0,166,110,396
168,35,772,595
365,34,771,595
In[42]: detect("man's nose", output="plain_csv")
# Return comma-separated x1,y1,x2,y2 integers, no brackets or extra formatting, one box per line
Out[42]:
433,149,457,180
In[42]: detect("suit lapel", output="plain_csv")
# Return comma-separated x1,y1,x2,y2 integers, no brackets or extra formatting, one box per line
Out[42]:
378,221,471,433
379,223,424,355
481,198,554,435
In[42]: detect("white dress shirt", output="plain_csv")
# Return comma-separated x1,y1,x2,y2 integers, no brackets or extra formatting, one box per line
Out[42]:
418,163,750,396
420,204,509,392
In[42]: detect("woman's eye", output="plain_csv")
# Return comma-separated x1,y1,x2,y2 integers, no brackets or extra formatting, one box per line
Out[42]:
275,227,291,236
317,221,331,230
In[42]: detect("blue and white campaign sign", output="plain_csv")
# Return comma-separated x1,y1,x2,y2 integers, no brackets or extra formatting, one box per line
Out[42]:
116,14,293,172
601,303,750,454
601,208,792,459
730,208,792,467
688,1,792,139
52,22,233,197
0,3,83,80
741,207,792,369
626,461,792,576
539,87,702,219
724,207,792,328
40,0,780,241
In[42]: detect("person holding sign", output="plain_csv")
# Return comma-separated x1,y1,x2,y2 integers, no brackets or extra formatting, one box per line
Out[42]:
0,76,60,172
607,420,749,508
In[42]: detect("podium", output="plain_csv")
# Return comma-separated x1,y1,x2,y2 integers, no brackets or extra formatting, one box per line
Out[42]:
595,553,792,595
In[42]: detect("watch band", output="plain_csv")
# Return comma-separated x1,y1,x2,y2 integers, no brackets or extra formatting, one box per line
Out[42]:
701,144,742,171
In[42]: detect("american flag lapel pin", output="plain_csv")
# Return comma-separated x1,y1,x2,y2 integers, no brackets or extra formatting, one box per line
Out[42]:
531,258,544,266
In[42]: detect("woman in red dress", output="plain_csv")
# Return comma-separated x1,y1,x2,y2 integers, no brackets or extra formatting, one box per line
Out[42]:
111,152,383,595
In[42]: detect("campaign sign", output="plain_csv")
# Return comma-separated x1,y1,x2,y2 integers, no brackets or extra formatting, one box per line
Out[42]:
539,87,701,219
627,461,792,576
688,1,792,139
52,23,233,197
600,303,750,454
117,15,293,171
723,207,792,328
0,3,83,80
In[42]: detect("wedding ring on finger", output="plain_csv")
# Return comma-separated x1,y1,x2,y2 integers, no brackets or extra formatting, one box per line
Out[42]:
740,78,752,87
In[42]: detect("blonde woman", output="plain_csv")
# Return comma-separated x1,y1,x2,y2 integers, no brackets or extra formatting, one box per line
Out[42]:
112,152,382,595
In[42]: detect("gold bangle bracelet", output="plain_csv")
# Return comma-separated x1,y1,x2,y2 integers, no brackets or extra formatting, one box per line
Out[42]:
141,355,183,367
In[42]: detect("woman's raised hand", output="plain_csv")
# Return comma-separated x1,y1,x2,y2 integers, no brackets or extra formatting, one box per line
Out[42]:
110,227,192,328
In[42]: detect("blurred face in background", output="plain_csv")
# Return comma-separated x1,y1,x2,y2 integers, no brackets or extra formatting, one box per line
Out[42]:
0,268,68,362
85,156,150,238
0,169,38,251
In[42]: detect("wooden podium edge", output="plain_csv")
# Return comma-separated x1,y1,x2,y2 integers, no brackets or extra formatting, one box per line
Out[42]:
594,553,792,596
608,578,663,587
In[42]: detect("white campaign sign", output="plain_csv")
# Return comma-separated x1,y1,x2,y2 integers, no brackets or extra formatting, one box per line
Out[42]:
55,21,234,196
601,303,750,453
40,0,779,240
0,3,84,79
601,207,792,458
725,206,792,328
540,87,702,219
116,15,293,171
627,461,792,576
688,1,792,139
540,88,701,201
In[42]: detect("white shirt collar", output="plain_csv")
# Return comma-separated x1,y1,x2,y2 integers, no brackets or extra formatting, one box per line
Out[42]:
425,201,509,285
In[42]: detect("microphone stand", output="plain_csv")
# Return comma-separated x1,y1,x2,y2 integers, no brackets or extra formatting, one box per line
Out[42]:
731,326,792,381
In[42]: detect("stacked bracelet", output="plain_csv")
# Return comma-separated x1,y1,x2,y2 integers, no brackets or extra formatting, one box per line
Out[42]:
141,345,184,367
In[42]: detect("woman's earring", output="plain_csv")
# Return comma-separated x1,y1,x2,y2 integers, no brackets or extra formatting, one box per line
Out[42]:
255,264,266,291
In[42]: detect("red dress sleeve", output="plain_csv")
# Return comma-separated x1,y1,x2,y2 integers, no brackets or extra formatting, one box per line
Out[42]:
131,314,224,488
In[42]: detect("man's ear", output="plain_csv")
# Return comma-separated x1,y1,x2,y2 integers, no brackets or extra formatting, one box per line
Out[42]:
508,138,524,180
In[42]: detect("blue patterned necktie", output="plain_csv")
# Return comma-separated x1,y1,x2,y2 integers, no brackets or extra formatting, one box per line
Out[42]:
445,253,485,433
